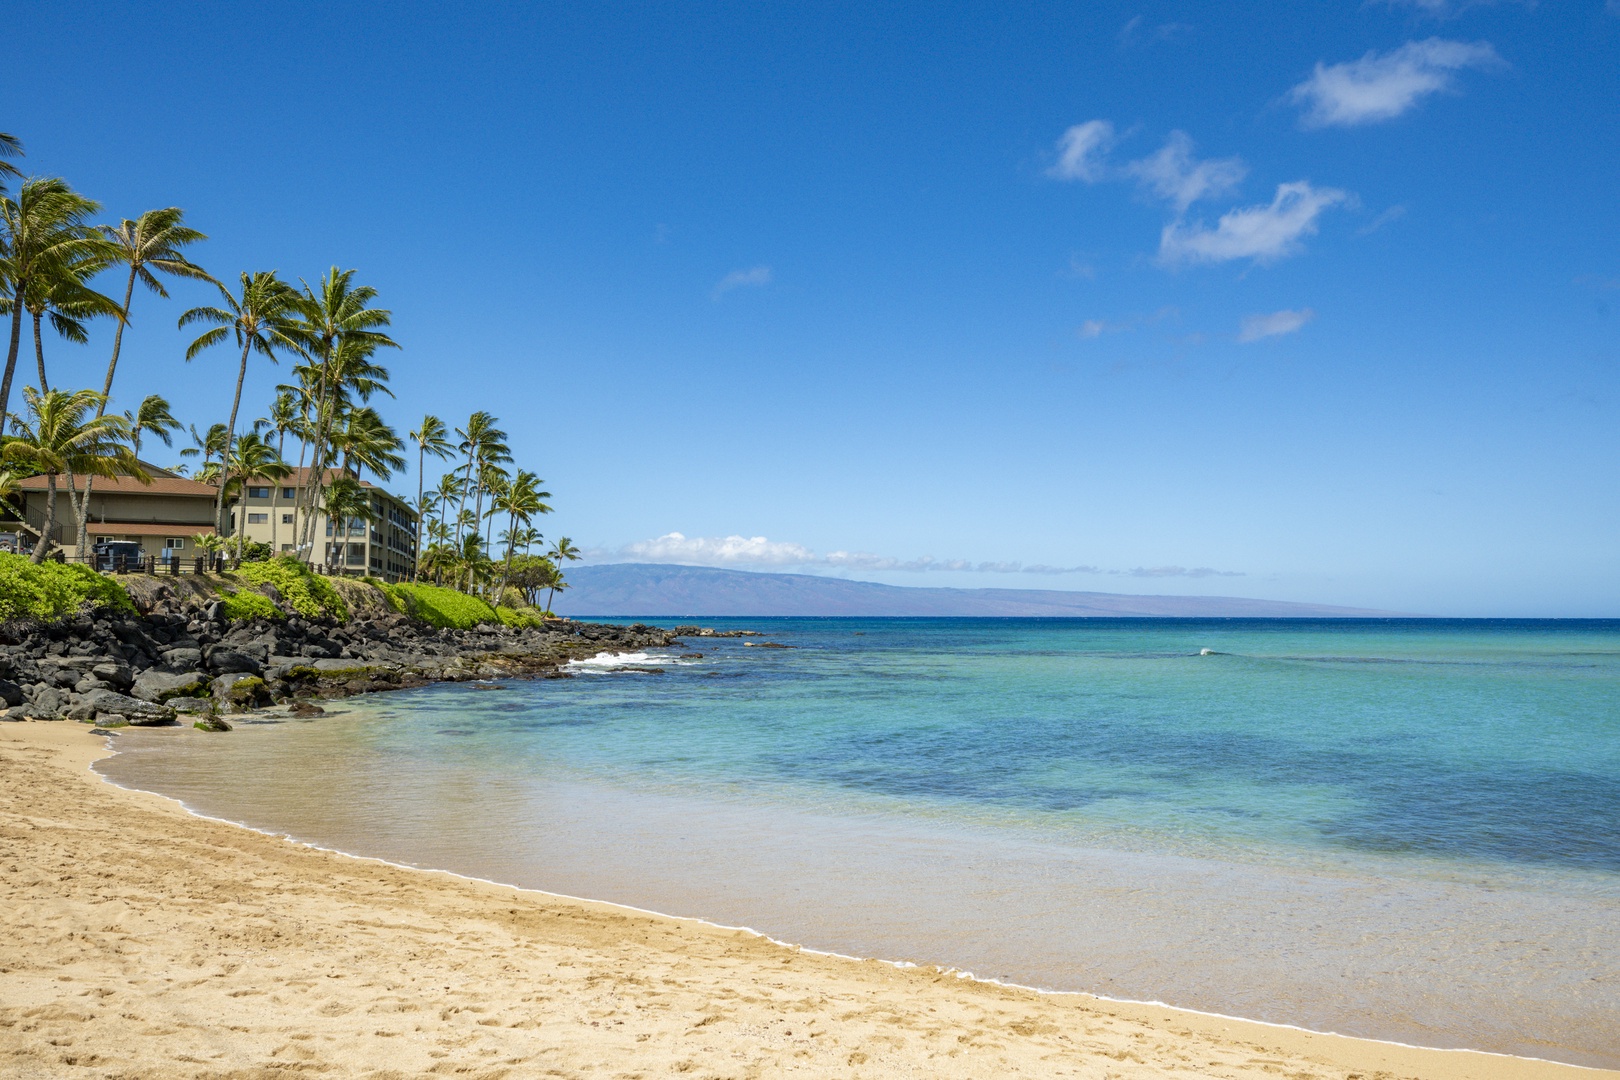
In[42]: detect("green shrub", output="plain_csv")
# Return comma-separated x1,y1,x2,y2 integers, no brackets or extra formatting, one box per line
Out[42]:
233,557,349,621
496,605,543,629
0,552,135,621
381,582,503,629
219,587,281,621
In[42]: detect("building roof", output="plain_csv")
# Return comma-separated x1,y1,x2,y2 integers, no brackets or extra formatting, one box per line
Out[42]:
88,522,218,537
16,471,217,497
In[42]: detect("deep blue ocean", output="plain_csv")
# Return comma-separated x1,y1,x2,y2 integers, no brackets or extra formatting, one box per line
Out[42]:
100,618,1620,1065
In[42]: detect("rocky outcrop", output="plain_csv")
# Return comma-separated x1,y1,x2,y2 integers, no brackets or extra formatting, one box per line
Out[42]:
0,600,684,725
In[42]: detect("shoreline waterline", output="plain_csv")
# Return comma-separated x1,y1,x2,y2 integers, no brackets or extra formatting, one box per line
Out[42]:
84,726,1612,1075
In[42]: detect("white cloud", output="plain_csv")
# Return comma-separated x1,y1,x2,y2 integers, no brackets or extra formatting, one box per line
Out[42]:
1160,181,1348,265
1124,131,1247,211
622,532,813,566
1047,120,1115,181
1288,38,1502,128
711,265,772,299
1238,308,1316,342
597,532,1239,578
1078,319,1120,339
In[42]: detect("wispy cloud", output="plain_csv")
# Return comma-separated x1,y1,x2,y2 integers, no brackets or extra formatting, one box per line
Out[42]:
1077,306,1178,341
1288,38,1503,128
1048,124,1244,211
1124,131,1247,212
1357,204,1408,235
1160,182,1348,265
1047,120,1116,181
595,532,1241,578
1048,122,1344,265
711,265,772,300
1128,566,1244,578
1239,308,1316,342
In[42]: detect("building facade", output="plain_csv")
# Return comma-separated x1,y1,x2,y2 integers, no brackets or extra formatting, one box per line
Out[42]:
2,466,218,561
227,467,418,582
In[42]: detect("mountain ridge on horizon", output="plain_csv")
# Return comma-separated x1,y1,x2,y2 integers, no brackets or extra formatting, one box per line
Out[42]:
554,563,1402,618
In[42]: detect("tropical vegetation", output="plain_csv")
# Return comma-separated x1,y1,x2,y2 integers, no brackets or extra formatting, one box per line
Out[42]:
0,128,581,614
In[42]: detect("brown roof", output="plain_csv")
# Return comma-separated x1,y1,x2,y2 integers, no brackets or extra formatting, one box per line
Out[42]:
16,473,217,497
246,466,383,490
88,522,217,537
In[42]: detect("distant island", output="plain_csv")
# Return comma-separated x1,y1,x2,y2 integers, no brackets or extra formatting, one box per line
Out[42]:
553,563,1399,618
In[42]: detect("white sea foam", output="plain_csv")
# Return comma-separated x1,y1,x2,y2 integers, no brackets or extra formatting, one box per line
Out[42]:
568,651,681,670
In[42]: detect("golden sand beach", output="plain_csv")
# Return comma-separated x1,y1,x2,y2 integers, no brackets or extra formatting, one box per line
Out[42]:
0,720,1606,1080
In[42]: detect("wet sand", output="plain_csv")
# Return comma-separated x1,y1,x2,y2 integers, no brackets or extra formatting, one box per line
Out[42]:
0,719,1606,1080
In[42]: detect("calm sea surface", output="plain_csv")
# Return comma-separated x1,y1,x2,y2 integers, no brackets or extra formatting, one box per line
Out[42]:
98,618,1620,1066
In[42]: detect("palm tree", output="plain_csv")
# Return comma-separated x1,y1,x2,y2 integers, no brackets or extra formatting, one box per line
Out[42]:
179,271,305,536
494,470,551,593
544,536,581,612
0,132,22,195
125,394,183,458
3,388,146,563
254,390,303,554
0,178,106,422
288,268,397,555
408,415,452,580
320,475,374,573
223,433,291,561
334,404,404,482
98,208,212,407
5,248,121,393
451,411,507,552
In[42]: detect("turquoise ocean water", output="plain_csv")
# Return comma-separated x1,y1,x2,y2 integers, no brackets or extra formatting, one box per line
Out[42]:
100,618,1620,1066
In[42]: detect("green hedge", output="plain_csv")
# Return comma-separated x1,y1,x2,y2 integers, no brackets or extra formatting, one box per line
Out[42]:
0,552,134,621
381,582,501,629
233,557,349,621
220,587,281,621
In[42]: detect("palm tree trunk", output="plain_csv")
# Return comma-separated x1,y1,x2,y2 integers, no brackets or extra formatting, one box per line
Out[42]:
30,473,56,563
100,267,138,406
213,340,250,544
414,445,424,582
63,467,89,565
270,431,285,555
0,285,25,423
31,313,47,392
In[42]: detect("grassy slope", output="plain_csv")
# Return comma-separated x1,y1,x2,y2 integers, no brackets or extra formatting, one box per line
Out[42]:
2,553,543,630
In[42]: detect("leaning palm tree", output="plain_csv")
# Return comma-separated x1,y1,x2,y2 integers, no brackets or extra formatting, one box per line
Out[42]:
494,470,551,594
98,208,212,407
66,392,183,558
9,251,121,393
3,388,146,562
179,271,305,536
408,415,452,580
0,178,107,421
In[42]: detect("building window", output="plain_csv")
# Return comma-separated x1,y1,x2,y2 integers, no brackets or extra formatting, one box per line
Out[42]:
95,535,115,545
247,486,270,499
281,487,296,499
346,543,365,564
281,544,294,551
164,538,185,550
247,513,268,525
282,513,294,524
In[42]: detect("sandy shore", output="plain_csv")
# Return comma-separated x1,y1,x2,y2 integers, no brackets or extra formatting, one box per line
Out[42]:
0,720,1606,1080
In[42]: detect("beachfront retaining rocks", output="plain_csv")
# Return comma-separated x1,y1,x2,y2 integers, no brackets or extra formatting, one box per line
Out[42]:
0,595,690,727
79,689,177,726
131,669,212,703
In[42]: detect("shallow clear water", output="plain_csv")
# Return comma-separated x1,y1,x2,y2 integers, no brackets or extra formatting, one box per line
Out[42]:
99,618,1620,1066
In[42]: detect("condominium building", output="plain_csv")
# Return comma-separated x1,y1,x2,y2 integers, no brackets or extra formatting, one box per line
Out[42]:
2,465,218,561
227,467,418,582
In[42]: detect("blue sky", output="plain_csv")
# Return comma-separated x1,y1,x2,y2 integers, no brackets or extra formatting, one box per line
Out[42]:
6,1,1619,614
